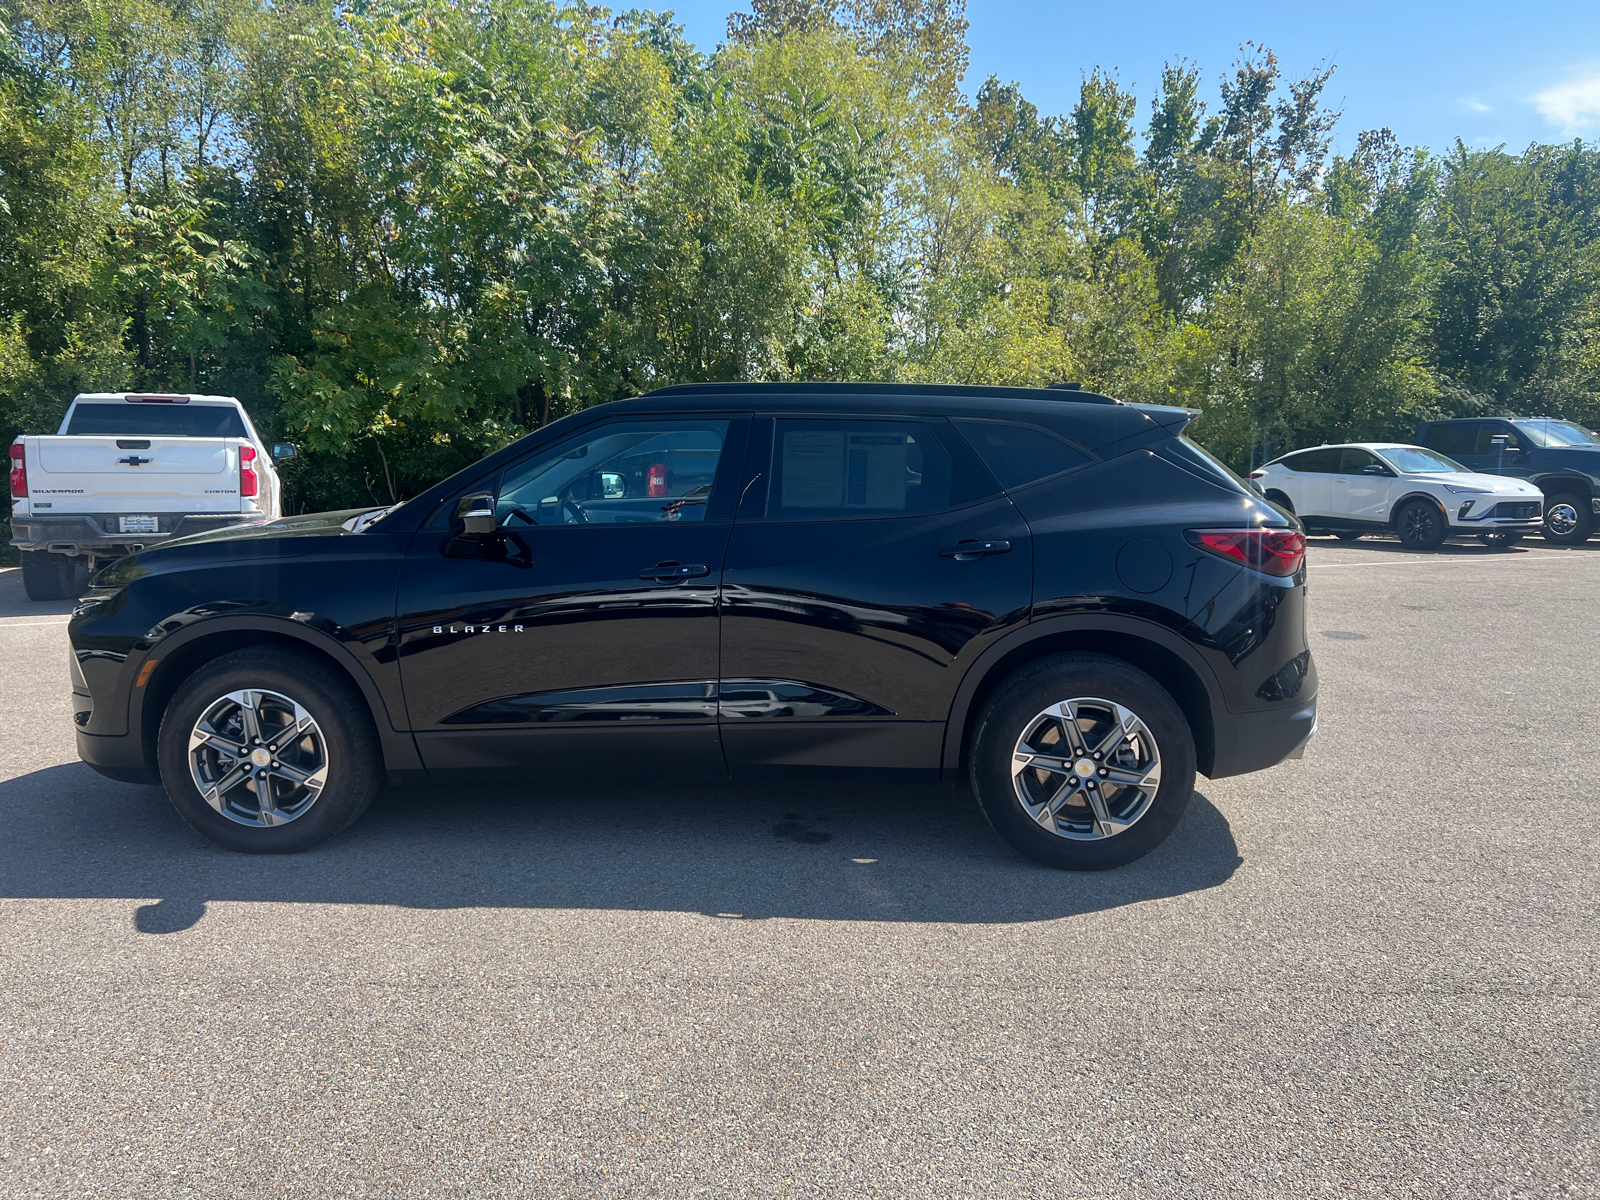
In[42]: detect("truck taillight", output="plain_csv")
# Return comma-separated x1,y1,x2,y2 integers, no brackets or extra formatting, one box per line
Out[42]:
8,442,24,499
240,444,259,497
647,461,668,498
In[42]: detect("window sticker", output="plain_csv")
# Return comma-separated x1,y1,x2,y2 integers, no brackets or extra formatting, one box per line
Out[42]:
781,429,910,510
781,430,845,507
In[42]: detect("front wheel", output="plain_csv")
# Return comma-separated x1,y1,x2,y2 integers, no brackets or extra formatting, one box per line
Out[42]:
157,647,382,853
1542,493,1593,545
1395,499,1448,551
969,653,1196,871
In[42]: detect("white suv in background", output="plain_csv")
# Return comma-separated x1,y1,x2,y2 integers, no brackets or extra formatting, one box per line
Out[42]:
1252,443,1544,551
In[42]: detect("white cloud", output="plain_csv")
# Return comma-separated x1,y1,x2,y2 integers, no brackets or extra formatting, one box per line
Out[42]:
1534,70,1600,133
1458,96,1492,114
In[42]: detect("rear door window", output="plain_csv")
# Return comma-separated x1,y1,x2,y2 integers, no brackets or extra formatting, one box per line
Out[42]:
1421,423,1475,456
1279,449,1341,473
765,419,952,519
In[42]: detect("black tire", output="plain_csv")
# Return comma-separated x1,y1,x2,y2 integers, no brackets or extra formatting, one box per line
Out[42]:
20,550,78,601
1334,530,1364,542
157,647,382,853
969,653,1197,871
1541,493,1592,545
1394,499,1448,551
1263,489,1294,514
1479,532,1523,550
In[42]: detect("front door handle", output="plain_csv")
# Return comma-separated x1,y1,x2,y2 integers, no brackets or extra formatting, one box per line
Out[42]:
639,561,710,582
940,539,1011,562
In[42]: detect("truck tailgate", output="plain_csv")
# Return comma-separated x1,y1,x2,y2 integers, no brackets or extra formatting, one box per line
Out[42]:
28,436,243,513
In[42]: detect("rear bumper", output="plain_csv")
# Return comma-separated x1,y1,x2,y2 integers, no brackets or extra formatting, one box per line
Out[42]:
76,728,158,786
1207,695,1318,780
11,513,255,555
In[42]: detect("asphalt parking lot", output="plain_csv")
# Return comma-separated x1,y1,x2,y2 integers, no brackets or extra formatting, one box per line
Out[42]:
1,536,1596,1199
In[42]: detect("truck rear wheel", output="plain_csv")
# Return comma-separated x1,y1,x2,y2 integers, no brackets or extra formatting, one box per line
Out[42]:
20,550,78,601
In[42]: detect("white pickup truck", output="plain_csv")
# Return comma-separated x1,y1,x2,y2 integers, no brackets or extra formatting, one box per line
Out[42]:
8,392,296,600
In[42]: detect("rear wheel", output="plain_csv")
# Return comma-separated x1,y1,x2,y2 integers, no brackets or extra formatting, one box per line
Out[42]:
20,550,77,601
970,653,1196,871
1395,499,1448,551
157,647,382,853
1263,489,1294,513
1542,493,1592,545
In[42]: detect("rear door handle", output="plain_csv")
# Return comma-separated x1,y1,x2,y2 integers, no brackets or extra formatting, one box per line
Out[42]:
940,539,1011,561
639,561,710,582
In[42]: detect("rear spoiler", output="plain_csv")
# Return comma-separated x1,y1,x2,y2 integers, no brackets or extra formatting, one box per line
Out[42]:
1129,403,1202,432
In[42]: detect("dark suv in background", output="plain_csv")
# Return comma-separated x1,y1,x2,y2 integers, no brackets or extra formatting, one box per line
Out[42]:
1415,417,1600,543
66,383,1317,870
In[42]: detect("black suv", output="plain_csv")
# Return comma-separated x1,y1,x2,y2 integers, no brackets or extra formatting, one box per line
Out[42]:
1415,417,1600,544
68,384,1317,870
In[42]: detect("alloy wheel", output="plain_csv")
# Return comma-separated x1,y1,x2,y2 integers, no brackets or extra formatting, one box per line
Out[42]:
1010,698,1162,840
187,689,329,828
1400,505,1437,544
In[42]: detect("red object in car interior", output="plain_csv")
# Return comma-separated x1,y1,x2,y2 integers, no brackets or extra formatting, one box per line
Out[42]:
646,461,668,498
239,444,259,497
8,442,24,499
1186,528,1305,577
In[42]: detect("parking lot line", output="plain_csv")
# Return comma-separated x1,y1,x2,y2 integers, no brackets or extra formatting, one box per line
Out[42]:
1311,553,1593,569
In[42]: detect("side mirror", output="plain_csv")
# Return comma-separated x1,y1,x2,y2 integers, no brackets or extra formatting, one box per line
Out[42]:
1362,463,1392,476
459,493,497,537
271,442,298,461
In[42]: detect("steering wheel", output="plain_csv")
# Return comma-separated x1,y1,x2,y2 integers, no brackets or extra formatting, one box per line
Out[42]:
561,499,589,525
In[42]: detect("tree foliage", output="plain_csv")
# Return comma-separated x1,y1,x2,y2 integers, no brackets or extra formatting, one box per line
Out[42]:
2,0,1597,515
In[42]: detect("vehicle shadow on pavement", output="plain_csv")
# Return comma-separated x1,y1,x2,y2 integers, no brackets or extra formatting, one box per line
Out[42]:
0,764,1242,932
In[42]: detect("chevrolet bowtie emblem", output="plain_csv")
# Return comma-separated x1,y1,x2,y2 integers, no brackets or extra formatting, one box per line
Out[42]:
118,455,152,466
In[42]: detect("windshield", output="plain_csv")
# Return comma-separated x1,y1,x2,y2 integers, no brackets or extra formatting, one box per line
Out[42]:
1512,419,1600,448
65,402,248,438
1379,446,1466,474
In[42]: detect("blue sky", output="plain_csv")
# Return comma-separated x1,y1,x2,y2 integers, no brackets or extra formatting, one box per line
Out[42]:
657,1,1600,155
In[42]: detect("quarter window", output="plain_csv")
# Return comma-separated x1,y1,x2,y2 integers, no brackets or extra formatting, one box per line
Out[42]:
765,419,952,518
952,418,1093,489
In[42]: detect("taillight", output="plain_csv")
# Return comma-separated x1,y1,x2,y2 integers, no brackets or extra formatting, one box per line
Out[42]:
240,444,259,497
1186,528,1305,577
9,442,25,499
1248,470,1266,479
646,461,668,498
